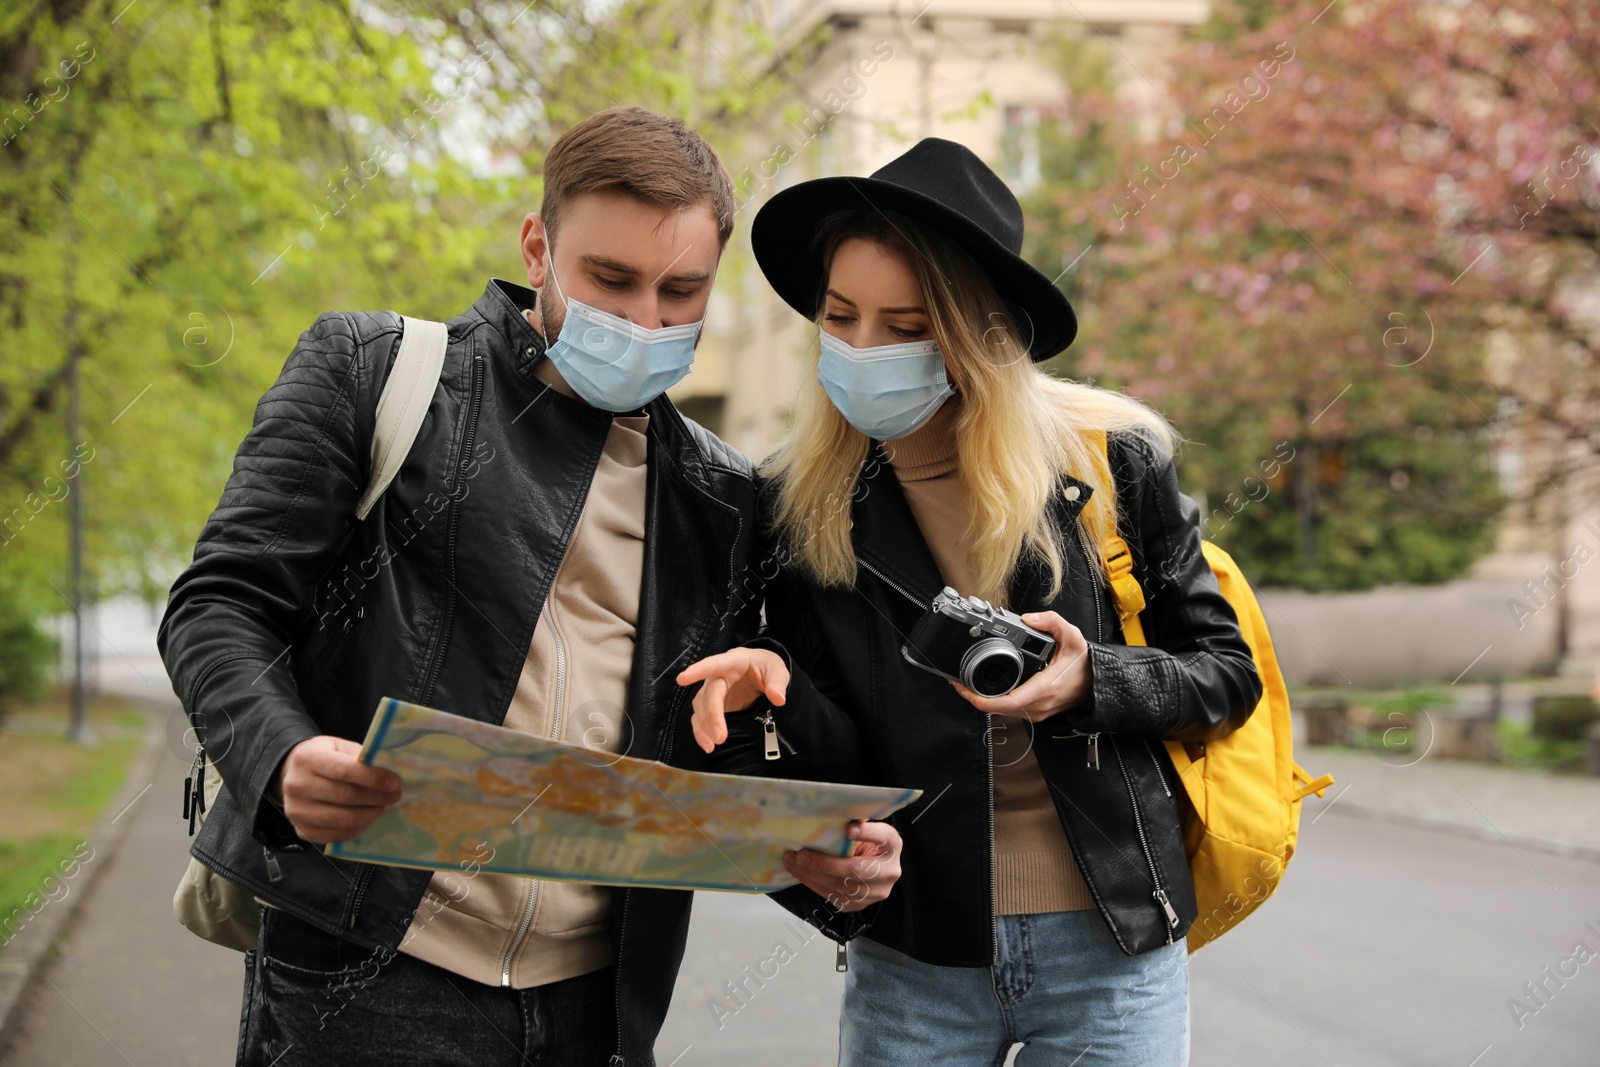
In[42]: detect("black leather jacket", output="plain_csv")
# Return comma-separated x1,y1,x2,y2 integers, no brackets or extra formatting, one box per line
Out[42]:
157,279,858,1065
758,431,1263,964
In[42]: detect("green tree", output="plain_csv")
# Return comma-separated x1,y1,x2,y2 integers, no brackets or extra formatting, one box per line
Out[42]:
0,0,794,627
1024,1,1523,591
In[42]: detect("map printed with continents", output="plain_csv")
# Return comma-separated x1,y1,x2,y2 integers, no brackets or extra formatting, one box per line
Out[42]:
326,698,921,891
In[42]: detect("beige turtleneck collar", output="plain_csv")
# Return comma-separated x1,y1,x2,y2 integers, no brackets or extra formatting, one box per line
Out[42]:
882,397,960,481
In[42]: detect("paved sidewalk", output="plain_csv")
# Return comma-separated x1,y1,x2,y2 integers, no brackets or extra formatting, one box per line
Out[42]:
0,698,243,1067
1298,743,1600,860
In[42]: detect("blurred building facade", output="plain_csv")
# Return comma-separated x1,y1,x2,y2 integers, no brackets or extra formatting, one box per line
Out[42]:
672,0,1208,457
661,0,1600,686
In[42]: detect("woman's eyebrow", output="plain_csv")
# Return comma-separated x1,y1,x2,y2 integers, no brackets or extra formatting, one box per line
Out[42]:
825,289,925,314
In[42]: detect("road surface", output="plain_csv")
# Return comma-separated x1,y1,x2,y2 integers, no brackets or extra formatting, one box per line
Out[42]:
5,719,1595,1066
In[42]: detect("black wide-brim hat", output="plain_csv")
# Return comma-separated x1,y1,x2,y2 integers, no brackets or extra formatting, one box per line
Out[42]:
751,137,1077,361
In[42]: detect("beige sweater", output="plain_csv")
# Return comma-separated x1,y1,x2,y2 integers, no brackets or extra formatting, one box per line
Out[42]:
884,400,1096,915
398,375,647,986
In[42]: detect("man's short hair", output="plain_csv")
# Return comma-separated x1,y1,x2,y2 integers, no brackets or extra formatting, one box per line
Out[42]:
540,106,735,247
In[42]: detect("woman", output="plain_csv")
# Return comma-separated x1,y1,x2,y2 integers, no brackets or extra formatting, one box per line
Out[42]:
680,138,1262,1065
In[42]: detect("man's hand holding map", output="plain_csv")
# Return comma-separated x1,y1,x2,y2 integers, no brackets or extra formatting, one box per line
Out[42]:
326,698,921,893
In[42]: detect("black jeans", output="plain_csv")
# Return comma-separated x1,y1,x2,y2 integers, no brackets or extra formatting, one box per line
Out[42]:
238,905,629,1066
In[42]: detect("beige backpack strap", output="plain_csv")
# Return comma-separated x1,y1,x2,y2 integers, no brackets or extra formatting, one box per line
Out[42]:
354,316,448,521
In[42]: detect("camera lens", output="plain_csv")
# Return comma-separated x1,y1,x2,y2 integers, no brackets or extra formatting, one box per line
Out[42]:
961,639,1025,697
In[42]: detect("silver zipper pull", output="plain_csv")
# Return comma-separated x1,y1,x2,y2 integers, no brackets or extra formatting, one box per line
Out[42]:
836,941,848,972
263,845,284,883
758,711,781,761
1147,742,1171,797
1086,732,1100,770
1154,887,1179,928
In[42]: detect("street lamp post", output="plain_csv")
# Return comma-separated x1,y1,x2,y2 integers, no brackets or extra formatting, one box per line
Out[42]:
64,234,92,746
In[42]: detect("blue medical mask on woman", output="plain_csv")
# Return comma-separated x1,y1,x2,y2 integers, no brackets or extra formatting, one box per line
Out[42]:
816,329,954,441
541,258,702,412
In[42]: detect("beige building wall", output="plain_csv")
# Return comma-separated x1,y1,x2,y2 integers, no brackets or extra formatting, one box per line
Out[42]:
1480,325,1600,674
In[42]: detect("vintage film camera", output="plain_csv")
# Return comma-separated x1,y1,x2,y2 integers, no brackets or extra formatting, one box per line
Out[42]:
902,587,1057,697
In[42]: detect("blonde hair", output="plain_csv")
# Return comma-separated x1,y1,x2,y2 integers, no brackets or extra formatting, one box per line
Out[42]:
762,208,1175,604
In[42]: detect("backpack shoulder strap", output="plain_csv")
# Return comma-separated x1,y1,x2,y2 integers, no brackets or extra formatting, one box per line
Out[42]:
355,316,449,521
1084,429,1148,646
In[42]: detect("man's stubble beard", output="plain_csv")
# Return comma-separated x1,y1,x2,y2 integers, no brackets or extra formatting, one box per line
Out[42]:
538,288,566,347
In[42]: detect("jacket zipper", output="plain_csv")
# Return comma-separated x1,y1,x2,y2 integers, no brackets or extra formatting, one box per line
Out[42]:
1112,738,1179,942
985,714,998,964
856,556,923,609
419,352,485,703
754,709,796,759
501,604,568,985
1074,523,1105,644
1073,524,1104,773
610,889,632,1066
1079,520,1176,940
348,865,373,927
500,881,538,987
546,606,568,742
1144,738,1172,798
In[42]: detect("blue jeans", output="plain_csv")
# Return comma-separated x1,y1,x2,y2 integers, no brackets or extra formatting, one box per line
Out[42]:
238,905,629,1066
840,910,1188,1066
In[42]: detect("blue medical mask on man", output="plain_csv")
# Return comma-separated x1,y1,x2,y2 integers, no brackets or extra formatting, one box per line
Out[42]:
540,255,703,413
816,329,954,440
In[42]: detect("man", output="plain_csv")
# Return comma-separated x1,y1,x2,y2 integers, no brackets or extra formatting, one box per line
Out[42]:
159,106,900,1067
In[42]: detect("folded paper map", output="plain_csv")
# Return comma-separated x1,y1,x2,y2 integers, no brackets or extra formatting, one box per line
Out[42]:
326,698,921,892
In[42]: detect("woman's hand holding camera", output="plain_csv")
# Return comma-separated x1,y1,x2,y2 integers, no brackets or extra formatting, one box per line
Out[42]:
951,610,1091,722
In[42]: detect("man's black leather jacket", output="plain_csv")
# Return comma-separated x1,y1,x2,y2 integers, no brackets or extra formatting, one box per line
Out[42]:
757,431,1264,964
157,279,858,1065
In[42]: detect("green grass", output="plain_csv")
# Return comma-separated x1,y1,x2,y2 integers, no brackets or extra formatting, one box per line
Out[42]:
1291,683,1455,709
1498,720,1589,774
0,834,94,946
0,698,145,947
1372,687,1453,715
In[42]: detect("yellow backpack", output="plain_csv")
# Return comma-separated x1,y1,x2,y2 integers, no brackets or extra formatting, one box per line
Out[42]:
1089,435,1333,952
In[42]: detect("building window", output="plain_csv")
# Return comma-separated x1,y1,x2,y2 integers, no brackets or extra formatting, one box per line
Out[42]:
1002,104,1041,193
